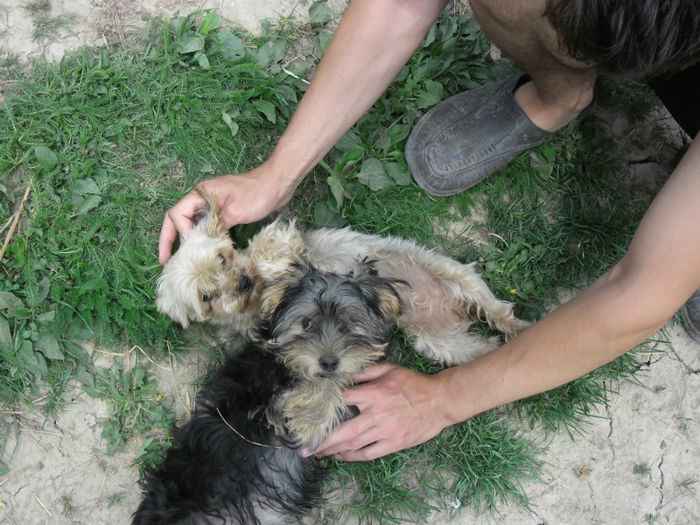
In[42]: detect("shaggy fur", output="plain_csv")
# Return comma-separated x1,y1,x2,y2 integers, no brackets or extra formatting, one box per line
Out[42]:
154,196,263,334
134,262,401,524
156,193,529,365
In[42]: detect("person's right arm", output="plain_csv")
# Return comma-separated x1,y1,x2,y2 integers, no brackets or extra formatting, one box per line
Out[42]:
158,0,448,263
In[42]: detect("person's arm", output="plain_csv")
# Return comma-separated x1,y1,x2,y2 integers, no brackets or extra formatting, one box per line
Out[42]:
314,133,700,461
158,0,448,263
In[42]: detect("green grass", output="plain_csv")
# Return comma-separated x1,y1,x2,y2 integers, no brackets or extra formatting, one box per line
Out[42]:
0,3,676,522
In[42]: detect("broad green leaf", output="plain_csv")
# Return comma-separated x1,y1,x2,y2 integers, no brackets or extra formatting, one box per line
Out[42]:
135,437,155,458
141,380,158,396
37,277,51,304
199,162,215,174
318,31,333,53
74,194,102,216
326,175,344,210
386,162,411,186
341,147,365,164
309,1,336,24
9,307,31,319
199,12,219,35
416,90,441,109
215,31,245,59
18,340,48,377
76,365,96,392
0,292,23,309
194,50,210,70
388,124,411,146
416,80,444,109
540,145,556,163
255,43,273,66
0,316,12,351
253,100,276,123
313,201,345,228
41,338,66,365
274,85,297,104
176,33,205,54
37,310,56,323
422,23,438,48
222,112,239,137
335,130,363,153
72,178,100,195
34,145,58,171
17,341,37,367
133,366,145,386
358,158,394,191
35,333,64,360
272,39,287,63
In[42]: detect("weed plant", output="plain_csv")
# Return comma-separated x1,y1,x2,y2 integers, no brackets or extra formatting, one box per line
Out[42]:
0,3,672,522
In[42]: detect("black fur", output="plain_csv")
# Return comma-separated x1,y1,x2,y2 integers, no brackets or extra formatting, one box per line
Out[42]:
133,261,399,524
131,345,322,525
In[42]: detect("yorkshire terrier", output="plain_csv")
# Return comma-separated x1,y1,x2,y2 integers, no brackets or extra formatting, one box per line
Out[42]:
134,261,402,525
156,192,529,365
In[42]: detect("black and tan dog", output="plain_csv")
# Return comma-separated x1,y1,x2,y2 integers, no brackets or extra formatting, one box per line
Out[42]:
133,261,402,525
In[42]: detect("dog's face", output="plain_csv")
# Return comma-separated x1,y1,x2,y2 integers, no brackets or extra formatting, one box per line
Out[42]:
260,262,402,384
155,193,264,330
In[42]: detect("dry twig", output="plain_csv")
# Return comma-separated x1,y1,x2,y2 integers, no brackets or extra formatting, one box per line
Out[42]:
0,186,31,264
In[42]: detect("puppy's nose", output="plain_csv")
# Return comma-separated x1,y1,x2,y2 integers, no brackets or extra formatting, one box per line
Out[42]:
319,355,339,373
237,275,254,294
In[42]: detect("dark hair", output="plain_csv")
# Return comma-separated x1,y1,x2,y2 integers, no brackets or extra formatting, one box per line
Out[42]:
544,0,700,76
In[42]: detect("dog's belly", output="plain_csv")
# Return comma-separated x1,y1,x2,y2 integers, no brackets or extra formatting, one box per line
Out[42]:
303,229,467,328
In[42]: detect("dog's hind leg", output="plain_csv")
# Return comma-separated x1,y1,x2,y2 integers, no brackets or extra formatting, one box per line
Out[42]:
392,263,514,364
410,257,531,340
401,322,500,365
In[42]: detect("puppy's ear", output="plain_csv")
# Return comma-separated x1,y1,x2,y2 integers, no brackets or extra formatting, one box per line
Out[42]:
257,259,310,319
155,287,191,327
193,189,228,239
352,260,403,320
368,279,402,320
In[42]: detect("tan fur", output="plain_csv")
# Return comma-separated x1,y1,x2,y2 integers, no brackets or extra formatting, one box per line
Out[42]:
268,380,350,451
260,262,397,449
156,194,530,364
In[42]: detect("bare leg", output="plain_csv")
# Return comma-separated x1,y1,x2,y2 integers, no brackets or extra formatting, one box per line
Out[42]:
470,0,596,132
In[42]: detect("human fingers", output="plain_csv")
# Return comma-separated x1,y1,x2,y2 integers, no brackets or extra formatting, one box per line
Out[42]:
335,438,397,462
312,412,378,458
157,191,205,264
350,362,399,384
157,215,178,264
200,171,296,228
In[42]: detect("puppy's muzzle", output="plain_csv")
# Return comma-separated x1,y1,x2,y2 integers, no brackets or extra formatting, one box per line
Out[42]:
237,275,254,295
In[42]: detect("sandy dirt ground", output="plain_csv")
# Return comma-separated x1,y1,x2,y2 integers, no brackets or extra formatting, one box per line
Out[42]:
1,1,699,524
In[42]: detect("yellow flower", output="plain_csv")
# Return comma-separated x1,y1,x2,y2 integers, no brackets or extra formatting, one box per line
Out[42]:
509,288,517,295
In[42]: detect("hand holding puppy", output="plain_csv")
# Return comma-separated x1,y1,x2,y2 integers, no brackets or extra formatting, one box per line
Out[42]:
313,363,454,461
158,165,300,264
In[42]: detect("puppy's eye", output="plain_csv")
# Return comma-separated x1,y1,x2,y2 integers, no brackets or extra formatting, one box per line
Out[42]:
302,318,313,331
218,253,227,267
202,293,213,303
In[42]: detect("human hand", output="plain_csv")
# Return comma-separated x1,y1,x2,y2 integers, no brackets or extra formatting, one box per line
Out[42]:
158,166,299,264
311,362,452,461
